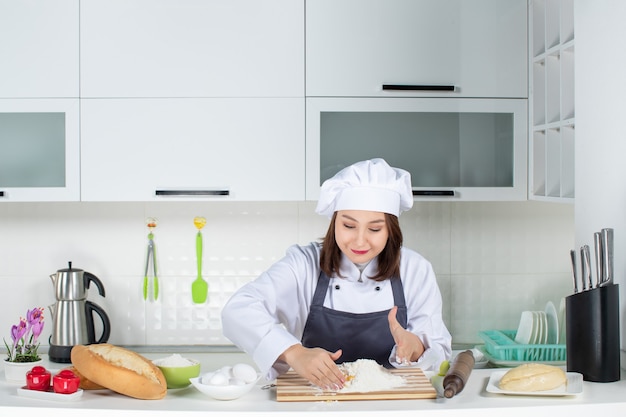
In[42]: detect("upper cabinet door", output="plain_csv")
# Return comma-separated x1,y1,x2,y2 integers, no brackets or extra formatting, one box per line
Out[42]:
306,0,527,98
80,0,304,98
0,99,80,201
80,98,305,202
0,0,79,98
306,97,528,201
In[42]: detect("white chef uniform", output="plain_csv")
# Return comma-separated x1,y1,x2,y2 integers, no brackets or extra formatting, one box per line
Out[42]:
221,242,452,381
221,159,452,381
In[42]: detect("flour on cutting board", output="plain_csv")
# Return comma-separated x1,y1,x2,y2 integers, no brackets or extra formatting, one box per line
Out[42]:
338,359,406,393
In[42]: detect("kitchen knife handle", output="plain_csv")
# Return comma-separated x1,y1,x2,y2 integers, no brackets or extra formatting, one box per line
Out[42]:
155,189,230,196
382,84,456,92
594,232,603,288
583,245,593,290
580,247,587,291
570,249,578,293
601,228,614,285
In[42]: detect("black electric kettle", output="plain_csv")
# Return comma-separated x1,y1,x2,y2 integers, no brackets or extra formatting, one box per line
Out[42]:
48,262,111,363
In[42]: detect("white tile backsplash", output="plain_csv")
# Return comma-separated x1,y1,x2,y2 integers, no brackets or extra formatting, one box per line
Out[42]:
0,200,574,349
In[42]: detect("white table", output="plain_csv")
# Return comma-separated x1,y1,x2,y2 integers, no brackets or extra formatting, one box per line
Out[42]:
2,352,625,417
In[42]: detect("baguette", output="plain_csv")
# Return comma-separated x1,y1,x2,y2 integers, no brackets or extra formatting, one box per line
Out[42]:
499,363,567,392
63,365,107,390
71,344,167,399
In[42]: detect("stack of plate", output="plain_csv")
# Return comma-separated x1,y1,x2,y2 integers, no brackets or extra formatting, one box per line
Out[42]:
514,301,560,345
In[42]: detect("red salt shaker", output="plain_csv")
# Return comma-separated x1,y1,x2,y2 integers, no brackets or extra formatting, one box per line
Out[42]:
26,366,52,391
53,369,80,394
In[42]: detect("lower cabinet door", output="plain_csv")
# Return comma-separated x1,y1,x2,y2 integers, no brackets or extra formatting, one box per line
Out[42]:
81,98,304,201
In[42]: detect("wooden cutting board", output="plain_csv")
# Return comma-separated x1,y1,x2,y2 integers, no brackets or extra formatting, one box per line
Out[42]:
276,368,437,402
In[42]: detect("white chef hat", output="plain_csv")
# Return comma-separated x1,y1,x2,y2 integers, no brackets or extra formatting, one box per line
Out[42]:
315,158,413,218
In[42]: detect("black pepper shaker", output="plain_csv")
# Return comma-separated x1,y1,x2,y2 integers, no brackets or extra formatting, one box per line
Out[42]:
443,350,475,398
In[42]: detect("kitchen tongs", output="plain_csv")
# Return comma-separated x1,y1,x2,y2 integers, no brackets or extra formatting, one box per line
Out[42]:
144,218,159,301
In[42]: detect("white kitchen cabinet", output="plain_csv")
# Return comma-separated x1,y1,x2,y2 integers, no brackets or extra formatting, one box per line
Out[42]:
306,0,527,98
80,98,304,201
0,99,80,201
529,0,575,202
306,98,528,201
80,0,304,98
0,0,79,98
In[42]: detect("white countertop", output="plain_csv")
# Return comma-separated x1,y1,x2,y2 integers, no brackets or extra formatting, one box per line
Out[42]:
2,352,626,416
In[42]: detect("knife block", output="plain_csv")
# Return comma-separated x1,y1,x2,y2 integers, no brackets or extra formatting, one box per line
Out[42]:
565,284,620,382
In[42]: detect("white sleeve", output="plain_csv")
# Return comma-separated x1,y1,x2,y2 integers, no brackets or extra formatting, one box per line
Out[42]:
220,244,319,380
395,249,452,371
388,344,440,370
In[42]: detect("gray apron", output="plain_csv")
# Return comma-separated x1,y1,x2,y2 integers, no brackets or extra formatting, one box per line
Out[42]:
301,271,408,368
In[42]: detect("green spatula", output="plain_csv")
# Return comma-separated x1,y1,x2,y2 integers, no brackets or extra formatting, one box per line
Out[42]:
191,216,208,303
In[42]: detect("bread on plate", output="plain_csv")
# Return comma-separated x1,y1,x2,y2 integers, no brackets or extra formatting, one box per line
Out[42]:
498,363,567,392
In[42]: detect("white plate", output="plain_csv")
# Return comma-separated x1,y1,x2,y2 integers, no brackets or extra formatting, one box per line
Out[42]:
486,370,582,396
535,311,548,344
545,301,559,344
515,311,534,344
530,311,541,344
531,312,541,344
17,387,83,402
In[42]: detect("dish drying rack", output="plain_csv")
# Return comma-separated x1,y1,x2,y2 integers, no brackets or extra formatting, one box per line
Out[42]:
478,330,566,365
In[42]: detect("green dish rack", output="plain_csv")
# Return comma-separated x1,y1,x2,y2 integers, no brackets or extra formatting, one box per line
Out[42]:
478,330,566,363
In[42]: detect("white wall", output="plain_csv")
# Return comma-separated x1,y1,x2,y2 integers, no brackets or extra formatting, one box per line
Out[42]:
0,200,573,350
575,1,626,356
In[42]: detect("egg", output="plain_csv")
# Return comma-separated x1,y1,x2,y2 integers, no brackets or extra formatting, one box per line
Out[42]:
230,378,246,386
208,371,229,386
219,365,233,378
200,371,215,385
232,363,257,384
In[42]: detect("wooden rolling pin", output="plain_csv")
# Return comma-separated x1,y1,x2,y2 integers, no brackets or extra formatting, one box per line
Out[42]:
443,350,475,398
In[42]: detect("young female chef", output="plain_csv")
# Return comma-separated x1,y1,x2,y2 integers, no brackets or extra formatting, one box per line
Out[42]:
221,158,451,390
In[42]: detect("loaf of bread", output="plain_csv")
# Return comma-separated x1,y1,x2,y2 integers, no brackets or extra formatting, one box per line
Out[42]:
498,363,567,392
64,365,107,390
71,344,167,399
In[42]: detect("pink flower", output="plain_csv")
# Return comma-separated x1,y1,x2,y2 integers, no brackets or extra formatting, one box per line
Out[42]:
4,307,45,362
27,307,45,343
11,319,27,344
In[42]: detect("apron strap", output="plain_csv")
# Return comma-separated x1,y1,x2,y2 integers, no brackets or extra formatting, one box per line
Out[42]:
390,276,407,309
311,271,330,307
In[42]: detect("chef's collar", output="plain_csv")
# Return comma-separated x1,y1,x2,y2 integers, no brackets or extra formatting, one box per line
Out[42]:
354,262,369,272
337,255,378,282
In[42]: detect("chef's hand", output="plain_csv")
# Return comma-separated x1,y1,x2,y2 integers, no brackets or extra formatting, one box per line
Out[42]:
279,344,345,390
388,306,425,364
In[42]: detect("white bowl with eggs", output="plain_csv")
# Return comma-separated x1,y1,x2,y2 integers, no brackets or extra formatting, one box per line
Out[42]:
190,363,260,401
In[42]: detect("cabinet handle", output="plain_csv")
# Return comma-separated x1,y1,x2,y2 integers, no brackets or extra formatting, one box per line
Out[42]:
412,190,455,197
382,84,456,92
155,189,230,196
0,191,4,197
